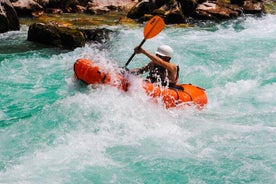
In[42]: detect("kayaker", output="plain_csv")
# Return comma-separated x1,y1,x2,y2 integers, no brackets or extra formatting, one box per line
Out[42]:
130,45,179,87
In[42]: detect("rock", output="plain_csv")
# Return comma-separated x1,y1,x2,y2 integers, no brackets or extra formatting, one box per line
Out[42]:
10,0,138,16
165,11,186,24
12,0,44,16
27,23,86,49
27,22,114,49
32,10,45,17
243,0,264,14
80,28,113,44
162,1,186,24
0,0,20,33
177,0,198,17
127,0,186,24
74,5,86,13
86,0,137,12
86,2,110,15
84,0,138,15
127,1,157,19
78,0,91,7
195,2,241,20
36,0,49,7
230,0,245,6
47,0,78,12
263,0,276,14
11,0,82,15
45,8,63,14
118,16,137,25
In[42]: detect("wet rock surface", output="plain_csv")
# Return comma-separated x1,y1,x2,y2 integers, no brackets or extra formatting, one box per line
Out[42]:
127,0,270,23
0,0,20,33
27,22,113,49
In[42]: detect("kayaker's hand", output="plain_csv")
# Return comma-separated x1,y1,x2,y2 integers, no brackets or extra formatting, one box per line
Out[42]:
122,66,129,72
134,46,144,54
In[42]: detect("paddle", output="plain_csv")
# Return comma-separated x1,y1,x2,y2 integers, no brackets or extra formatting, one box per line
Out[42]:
124,16,165,68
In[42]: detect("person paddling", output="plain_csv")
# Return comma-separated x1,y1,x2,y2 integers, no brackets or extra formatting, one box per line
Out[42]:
130,45,180,87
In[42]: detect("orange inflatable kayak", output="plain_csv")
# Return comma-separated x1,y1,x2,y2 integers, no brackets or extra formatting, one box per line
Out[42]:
74,58,208,109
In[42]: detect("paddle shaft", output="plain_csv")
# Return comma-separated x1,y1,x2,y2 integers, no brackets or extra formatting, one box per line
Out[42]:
124,39,146,68
123,16,165,68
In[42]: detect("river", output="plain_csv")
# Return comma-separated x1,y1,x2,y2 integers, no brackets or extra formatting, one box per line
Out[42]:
0,15,275,183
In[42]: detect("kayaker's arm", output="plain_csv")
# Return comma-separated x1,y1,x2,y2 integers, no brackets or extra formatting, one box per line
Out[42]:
134,47,178,82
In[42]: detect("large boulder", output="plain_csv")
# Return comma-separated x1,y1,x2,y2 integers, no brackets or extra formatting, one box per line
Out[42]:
195,2,242,20
161,2,186,24
0,0,20,33
47,0,79,12
127,0,157,19
27,22,113,49
243,0,264,14
86,1,110,15
11,0,44,16
177,0,199,17
86,0,137,14
28,23,86,49
127,0,186,24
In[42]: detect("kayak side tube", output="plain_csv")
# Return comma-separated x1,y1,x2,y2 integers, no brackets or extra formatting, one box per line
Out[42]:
74,58,128,91
142,82,208,108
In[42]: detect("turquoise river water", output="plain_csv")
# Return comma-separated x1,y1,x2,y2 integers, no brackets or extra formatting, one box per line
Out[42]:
0,15,276,183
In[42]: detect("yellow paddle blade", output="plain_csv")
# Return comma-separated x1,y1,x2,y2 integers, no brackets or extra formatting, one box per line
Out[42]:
143,16,165,40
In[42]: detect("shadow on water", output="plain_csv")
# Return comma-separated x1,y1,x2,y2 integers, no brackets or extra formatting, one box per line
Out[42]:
0,38,67,56
0,28,69,58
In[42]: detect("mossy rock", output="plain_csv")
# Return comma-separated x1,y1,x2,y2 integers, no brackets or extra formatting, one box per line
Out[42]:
27,22,114,49
264,1,276,14
27,23,85,49
58,26,86,49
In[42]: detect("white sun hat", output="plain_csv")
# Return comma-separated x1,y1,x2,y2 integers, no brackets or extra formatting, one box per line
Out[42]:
156,45,173,57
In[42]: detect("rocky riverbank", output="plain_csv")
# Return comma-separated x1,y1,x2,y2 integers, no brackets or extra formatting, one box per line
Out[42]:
1,0,275,48
9,0,276,22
